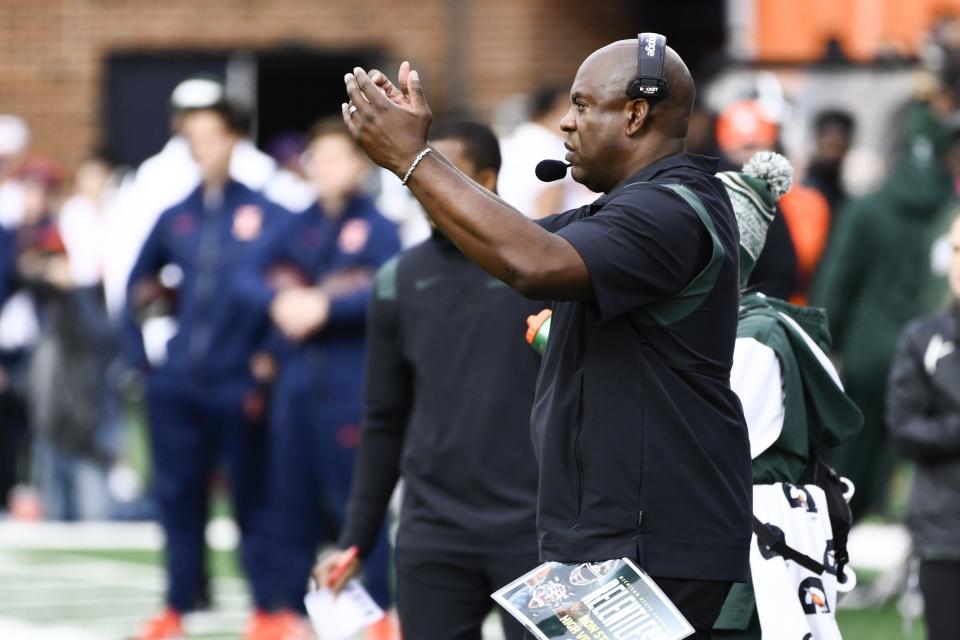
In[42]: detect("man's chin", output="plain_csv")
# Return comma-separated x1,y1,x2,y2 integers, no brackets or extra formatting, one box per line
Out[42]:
569,166,600,193
569,164,587,186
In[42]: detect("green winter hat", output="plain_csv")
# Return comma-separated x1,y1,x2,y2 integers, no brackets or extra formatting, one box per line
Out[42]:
717,151,794,285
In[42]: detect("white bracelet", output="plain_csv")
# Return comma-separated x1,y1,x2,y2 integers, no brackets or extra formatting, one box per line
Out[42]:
401,147,432,186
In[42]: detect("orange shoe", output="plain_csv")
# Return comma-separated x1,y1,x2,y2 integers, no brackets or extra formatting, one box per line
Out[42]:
134,608,184,640
245,610,311,640
272,611,312,640
366,615,400,640
245,610,273,640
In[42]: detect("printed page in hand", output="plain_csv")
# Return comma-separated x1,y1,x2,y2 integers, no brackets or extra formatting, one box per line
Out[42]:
492,558,694,640
304,579,385,640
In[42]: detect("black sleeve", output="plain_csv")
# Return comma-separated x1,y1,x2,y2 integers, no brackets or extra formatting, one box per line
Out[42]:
534,205,590,232
555,187,706,322
747,205,798,300
886,323,960,463
339,258,414,557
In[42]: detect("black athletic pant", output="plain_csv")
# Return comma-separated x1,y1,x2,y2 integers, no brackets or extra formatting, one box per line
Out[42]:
523,576,732,640
655,577,734,639
396,548,540,640
919,559,960,640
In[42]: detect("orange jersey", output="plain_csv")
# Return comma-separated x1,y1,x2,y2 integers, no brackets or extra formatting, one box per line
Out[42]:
779,185,831,305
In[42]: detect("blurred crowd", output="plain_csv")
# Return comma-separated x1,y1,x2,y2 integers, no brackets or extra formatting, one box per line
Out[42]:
2,15,960,640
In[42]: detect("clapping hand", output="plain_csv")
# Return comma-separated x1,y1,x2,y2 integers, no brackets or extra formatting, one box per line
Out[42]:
342,62,433,177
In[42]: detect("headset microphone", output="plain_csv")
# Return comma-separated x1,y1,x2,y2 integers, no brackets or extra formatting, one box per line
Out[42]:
627,33,670,102
535,159,571,182
535,34,667,185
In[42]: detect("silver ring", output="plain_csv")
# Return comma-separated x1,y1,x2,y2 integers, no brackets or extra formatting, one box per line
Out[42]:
348,104,358,116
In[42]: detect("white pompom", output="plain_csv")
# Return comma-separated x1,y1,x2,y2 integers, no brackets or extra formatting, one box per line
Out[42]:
743,151,794,200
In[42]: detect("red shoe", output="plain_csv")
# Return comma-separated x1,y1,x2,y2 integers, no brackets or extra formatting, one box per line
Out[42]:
245,610,273,640
134,608,184,640
273,611,312,640
366,615,400,640
246,610,311,640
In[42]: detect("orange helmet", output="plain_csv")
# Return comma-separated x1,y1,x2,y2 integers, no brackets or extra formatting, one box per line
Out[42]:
716,100,779,154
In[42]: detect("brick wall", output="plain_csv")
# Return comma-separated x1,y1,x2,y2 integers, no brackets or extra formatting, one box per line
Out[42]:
0,0,632,171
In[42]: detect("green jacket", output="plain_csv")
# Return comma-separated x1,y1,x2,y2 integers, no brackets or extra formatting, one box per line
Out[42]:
714,293,863,634
812,102,953,390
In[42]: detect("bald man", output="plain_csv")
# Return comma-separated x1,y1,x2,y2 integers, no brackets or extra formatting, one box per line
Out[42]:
335,36,752,638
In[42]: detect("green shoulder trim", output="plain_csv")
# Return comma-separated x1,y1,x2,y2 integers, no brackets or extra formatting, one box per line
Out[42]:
635,183,726,326
374,255,401,301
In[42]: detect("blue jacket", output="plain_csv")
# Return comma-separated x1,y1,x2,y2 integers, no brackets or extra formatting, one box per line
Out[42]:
241,194,400,396
0,224,15,309
123,180,292,390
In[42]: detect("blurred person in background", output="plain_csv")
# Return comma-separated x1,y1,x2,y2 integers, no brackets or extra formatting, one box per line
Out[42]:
0,114,30,229
21,156,124,522
803,109,856,229
498,83,595,218
813,95,955,520
716,99,799,301
56,152,131,513
920,123,960,315
886,212,960,640
714,152,862,639
0,203,26,512
315,120,541,640
686,96,720,157
0,116,36,513
59,153,119,290
375,166,432,248
717,99,832,305
104,76,313,318
239,118,400,638
123,98,292,640
266,131,308,178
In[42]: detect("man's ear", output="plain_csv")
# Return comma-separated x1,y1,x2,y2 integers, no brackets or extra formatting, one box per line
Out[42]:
625,99,649,137
477,169,498,193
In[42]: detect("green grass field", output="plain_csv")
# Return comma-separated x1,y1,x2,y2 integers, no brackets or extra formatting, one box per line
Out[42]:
838,607,924,640
0,521,928,640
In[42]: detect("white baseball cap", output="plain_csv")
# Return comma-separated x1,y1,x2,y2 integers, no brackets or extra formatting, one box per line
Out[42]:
170,77,225,110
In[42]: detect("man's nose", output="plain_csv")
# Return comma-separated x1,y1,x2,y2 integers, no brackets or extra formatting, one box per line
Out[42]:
559,107,576,132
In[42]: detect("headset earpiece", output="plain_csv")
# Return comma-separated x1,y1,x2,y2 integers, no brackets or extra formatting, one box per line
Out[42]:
627,32,670,102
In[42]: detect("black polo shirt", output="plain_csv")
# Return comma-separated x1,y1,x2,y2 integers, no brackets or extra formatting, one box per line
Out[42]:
532,152,752,582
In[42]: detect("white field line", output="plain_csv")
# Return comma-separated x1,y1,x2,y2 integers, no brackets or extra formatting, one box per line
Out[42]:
0,521,163,550
0,561,163,592
183,610,250,635
0,591,249,610
1,551,248,592
0,616,104,640
0,549,249,638
0,595,160,611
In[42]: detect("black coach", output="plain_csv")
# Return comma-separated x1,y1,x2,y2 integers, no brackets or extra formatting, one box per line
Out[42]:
340,35,752,638
316,120,542,640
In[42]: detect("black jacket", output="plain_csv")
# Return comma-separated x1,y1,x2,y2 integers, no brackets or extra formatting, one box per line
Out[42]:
339,233,542,557
531,154,751,581
887,306,960,558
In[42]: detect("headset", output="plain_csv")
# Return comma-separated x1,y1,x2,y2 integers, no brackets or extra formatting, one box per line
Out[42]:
626,32,671,102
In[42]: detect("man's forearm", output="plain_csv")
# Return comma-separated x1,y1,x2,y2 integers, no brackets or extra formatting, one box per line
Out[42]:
405,151,591,300
339,424,404,557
